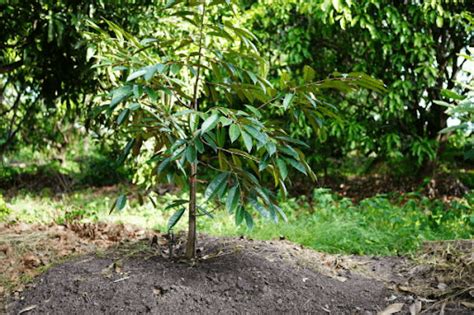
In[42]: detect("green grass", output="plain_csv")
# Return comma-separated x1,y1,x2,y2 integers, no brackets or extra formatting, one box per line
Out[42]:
2,187,473,256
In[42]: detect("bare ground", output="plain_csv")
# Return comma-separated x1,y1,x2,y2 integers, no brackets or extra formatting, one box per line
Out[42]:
1,223,473,314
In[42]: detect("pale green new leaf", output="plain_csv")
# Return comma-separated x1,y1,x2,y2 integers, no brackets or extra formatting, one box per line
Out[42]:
229,124,241,142
201,113,220,135
283,93,295,110
241,130,253,152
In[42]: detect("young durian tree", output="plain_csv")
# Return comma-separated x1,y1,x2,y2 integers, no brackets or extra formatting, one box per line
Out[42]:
88,0,385,258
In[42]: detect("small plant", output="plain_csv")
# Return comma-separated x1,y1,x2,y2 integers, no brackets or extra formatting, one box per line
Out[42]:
89,0,384,258
0,194,11,221
435,49,473,161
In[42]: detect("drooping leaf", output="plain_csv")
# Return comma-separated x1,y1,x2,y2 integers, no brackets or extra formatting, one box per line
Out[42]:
243,125,266,145
110,194,127,214
283,93,295,110
165,199,188,210
249,197,270,218
116,108,130,125
229,124,241,143
201,113,220,134
185,145,197,163
110,86,132,107
167,208,185,231
204,172,229,200
284,157,307,175
226,184,240,213
276,158,288,180
197,206,214,218
244,210,254,229
241,130,253,152
157,157,171,174
194,138,204,153
266,142,276,156
235,206,244,225
126,69,147,81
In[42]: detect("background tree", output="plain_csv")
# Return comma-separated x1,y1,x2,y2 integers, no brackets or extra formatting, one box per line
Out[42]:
0,0,157,154
243,0,473,175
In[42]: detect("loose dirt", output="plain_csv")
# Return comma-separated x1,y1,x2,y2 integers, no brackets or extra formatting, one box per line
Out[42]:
2,224,473,314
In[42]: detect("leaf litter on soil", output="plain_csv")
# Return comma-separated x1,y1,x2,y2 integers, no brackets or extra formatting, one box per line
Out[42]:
1,222,472,314
0,221,158,311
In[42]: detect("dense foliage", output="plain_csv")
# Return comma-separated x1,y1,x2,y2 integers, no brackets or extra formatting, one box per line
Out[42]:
243,0,473,173
0,0,157,153
88,0,384,257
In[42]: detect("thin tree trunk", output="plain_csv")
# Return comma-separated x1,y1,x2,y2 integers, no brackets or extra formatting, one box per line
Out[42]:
185,3,206,259
185,162,197,258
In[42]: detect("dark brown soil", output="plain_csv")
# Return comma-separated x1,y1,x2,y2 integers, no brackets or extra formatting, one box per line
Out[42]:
6,235,473,314
7,236,406,314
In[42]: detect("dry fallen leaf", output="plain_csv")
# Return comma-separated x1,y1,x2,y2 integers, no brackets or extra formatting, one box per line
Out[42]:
409,300,422,315
22,254,42,269
18,304,37,314
378,303,404,315
461,301,474,309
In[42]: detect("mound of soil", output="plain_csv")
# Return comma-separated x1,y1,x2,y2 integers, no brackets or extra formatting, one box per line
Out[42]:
8,236,406,314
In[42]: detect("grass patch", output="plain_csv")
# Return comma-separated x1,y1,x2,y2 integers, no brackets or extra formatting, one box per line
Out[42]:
2,188,472,256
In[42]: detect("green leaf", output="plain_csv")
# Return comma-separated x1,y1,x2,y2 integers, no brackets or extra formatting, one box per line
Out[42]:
144,66,157,81
110,86,132,107
194,138,204,153
165,199,188,210
202,134,217,152
284,157,307,175
283,93,295,110
204,172,228,200
126,69,147,81
280,145,299,159
250,197,269,218
201,113,220,135
185,145,197,163
144,87,158,102
110,194,127,214
133,85,143,98
241,130,253,152
226,185,240,213
128,103,141,111
116,109,130,125
235,206,244,226
266,142,276,156
229,124,241,143
157,157,171,174
441,89,464,101
272,204,288,222
303,65,316,82
244,210,254,229
243,125,266,144
259,154,270,171
244,105,262,119
276,158,288,180
167,208,185,231
118,139,135,164
170,63,182,75
275,136,310,148
197,206,214,219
